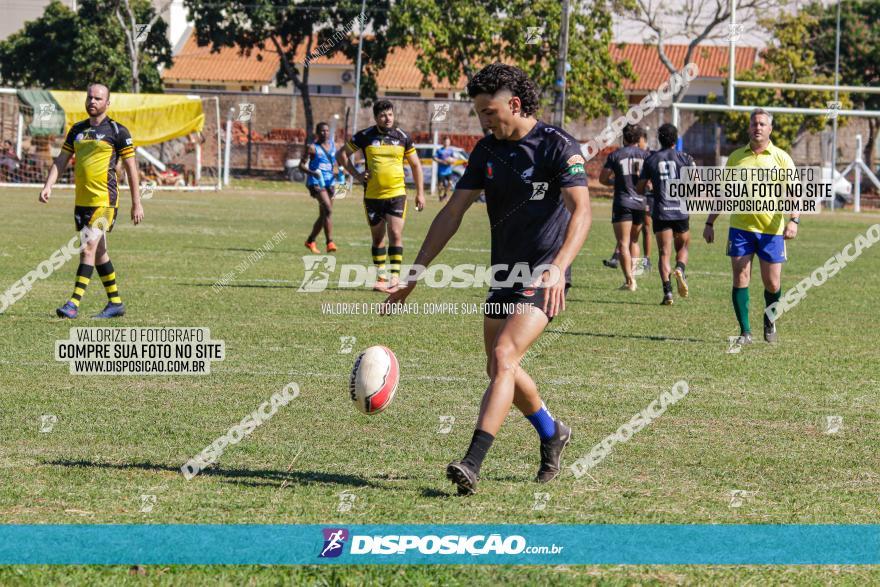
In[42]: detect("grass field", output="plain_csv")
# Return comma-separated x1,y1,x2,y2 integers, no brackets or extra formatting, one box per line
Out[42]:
1,181,879,585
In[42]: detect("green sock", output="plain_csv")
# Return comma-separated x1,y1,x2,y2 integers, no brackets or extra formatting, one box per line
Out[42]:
764,289,781,327
732,286,751,335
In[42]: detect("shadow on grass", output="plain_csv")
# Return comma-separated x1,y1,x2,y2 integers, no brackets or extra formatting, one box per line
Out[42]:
183,283,370,292
588,299,659,306
46,459,380,489
420,487,456,499
187,246,289,254
560,330,706,343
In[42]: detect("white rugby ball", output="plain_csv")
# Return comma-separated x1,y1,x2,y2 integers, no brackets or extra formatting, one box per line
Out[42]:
349,345,399,414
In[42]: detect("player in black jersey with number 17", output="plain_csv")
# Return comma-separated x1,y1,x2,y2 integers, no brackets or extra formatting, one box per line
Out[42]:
600,124,650,291
382,63,592,495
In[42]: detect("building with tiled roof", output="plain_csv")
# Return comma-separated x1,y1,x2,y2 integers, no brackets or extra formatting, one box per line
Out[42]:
161,34,282,91
610,43,758,102
162,29,758,102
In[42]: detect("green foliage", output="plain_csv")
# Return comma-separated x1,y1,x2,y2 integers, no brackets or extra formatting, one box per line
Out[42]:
0,0,171,93
807,0,880,167
0,1,79,89
185,0,391,138
707,10,846,151
390,0,633,122
808,0,880,112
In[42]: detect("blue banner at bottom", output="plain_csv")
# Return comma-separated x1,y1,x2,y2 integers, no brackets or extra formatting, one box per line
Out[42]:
0,525,878,565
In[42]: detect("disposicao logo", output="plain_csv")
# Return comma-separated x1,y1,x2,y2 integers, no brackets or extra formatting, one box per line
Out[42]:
319,528,349,558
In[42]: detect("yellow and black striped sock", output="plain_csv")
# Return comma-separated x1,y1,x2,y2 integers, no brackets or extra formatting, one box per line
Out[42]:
388,246,403,276
371,246,387,280
68,263,94,308
96,261,122,304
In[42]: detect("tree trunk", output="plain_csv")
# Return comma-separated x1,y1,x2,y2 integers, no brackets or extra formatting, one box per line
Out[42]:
115,1,140,93
131,41,140,93
271,36,315,143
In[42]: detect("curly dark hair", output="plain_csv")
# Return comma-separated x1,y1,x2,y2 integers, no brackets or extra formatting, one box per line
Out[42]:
658,123,678,149
467,63,540,117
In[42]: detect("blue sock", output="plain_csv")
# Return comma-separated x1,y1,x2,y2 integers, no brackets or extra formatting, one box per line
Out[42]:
525,403,556,441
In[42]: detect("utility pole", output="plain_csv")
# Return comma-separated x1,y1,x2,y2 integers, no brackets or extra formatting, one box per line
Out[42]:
351,0,367,139
349,0,367,192
553,0,571,126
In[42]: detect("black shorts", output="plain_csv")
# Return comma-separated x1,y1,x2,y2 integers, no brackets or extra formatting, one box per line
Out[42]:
652,217,690,234
308,185,329,199
612,203,645,225
484,285,570,322
364,195,407,226
74,206,116,233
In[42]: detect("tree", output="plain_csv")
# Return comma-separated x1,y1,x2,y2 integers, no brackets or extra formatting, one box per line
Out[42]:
0,0,172,93
628,0,785,101
114,0,175,93
807,0,880,171
389,0,634,122
185,0,392,141
706,10,845,152
0,1,80,89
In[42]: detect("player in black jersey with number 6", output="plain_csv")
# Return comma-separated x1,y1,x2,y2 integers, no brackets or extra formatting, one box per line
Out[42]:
382,63,592,495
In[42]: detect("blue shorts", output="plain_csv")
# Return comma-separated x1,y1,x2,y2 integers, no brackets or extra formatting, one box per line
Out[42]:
727,227,786,263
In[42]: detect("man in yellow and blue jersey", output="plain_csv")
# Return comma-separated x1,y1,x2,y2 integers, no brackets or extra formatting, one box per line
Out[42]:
337,100,425,292
39,83,144,319
703,108,799,344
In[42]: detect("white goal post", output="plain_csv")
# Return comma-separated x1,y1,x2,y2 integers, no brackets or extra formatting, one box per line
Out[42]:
0,89,222,192
670,0,880,211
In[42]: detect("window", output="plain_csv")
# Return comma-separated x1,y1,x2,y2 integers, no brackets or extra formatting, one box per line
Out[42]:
308,85,343,95
681,95,708,104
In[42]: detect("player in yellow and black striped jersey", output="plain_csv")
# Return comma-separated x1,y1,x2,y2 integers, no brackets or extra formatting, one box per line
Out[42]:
39,83,143,319
337,100,425,292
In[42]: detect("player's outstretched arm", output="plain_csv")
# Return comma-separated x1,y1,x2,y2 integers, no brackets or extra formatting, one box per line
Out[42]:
38,151,72,203
405,150,425,211
540,185,592,317
123,156,143,225
381,187,482,310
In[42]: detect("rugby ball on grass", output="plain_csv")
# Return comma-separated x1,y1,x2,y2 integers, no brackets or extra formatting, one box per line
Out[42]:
349,346,399,414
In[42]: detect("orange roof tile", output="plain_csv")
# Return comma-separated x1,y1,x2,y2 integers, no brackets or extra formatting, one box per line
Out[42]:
610,43,758,92
163,33,759,93
376,46,467,91
162,32,280,83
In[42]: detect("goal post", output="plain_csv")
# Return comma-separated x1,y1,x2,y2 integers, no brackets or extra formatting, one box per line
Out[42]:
669,0,880,211
0,90,222,192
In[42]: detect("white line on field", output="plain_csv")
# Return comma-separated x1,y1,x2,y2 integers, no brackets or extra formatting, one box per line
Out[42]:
218,368,468,382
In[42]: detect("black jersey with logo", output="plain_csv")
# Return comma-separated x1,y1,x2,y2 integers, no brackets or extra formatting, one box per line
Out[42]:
640,148,695,221
604,144,650,210
346,126,415,199
456,121,587,286
61,117,134,207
